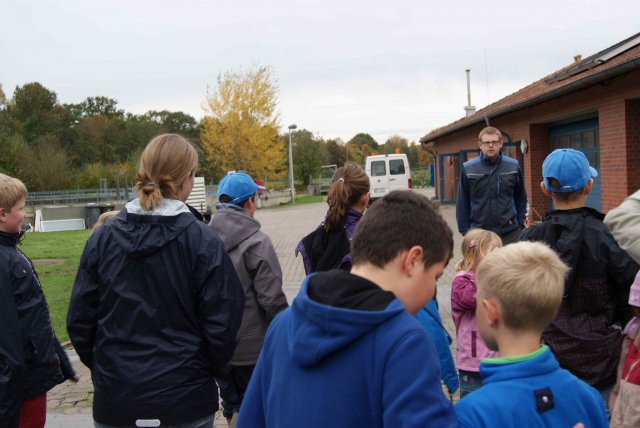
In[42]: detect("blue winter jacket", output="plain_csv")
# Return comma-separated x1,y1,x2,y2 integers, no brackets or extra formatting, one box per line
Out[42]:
456,153,527,237
238,271,457,428
455,346,608,428
415,300,459,394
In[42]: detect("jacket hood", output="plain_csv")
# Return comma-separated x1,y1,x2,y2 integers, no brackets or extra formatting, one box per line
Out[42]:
287,272,401,367
210,207,260,251
108,199,196,257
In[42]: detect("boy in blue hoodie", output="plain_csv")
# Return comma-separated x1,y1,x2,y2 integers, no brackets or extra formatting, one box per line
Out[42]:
238,190,457,428
455,241,608,427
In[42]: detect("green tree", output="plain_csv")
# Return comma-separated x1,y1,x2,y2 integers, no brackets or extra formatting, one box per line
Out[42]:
325,138,346,167
8,82,63,144
66,96,124,119
347,133,379,150
144,110,198,138
292,129,327,186
201,66,285,181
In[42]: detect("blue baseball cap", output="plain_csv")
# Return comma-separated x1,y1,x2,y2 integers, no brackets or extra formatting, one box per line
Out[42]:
217,172,266,205
542,149,598,193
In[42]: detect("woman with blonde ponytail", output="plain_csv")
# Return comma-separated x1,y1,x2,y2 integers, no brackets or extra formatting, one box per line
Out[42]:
296,163,370,273
67,134,245,428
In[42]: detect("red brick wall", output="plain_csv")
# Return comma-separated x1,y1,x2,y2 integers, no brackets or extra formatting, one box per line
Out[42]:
431,68,640,212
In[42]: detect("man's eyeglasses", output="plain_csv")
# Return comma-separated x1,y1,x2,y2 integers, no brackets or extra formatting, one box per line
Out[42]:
481,139,502,146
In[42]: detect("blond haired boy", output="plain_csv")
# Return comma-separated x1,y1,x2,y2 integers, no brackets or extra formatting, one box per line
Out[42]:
455,241,608,427
0,174,75,427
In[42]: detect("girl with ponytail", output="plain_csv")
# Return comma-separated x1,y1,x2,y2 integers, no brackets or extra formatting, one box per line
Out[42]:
296,163,370,273
68,134,244,428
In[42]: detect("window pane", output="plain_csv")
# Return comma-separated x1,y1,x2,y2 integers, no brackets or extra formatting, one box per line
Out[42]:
389,159,405,175
582,131,595,148
571,133,582,149
371,161,386,176
559,135,570,148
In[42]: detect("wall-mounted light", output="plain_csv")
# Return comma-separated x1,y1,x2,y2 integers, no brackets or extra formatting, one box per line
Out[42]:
520,139,529,155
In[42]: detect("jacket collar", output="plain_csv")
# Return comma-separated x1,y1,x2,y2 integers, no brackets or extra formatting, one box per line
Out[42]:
0,230,23,247
481,151,503,166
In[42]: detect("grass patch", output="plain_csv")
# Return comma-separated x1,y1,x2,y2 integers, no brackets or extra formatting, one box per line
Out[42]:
279,194,325,206
20,230,91,342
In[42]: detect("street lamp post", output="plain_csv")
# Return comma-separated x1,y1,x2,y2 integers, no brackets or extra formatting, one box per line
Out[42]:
288,124,297,204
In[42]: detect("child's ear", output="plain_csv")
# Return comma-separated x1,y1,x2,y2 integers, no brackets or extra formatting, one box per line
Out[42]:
403,245,424,275
583,178,593,195
539,181,551,198
0,207,5,222
482,298,500,326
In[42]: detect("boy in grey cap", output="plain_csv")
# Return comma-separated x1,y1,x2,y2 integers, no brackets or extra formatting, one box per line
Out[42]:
519,148,639,408
209,172,289,427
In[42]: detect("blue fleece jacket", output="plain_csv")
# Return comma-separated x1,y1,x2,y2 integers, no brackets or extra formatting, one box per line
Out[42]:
238,273,457,428
455,346,608,428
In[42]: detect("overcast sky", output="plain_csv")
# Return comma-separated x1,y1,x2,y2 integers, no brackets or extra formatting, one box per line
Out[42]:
2,0,638,144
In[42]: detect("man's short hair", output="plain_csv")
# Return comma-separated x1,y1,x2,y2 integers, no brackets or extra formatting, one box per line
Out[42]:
351,190,453,269
477,241,568,333
479,126,502,141
0,173,27,211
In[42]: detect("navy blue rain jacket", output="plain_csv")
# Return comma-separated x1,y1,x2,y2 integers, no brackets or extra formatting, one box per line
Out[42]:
456,153,527,237
0,231,74,427
67,206,245,426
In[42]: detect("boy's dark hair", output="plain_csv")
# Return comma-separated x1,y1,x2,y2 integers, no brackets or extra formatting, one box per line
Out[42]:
352,190,453,268
219,194,253,208
546,178,584,203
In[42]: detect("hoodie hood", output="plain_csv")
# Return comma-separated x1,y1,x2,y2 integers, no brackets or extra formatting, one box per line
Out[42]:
288,271,401,367
107,199,196,257
210,206,260,252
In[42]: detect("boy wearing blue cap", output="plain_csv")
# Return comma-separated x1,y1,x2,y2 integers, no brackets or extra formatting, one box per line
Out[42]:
209,172,288,427
519,148,639,407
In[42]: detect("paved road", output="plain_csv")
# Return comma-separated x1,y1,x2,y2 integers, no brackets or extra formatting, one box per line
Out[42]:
45,187,463,427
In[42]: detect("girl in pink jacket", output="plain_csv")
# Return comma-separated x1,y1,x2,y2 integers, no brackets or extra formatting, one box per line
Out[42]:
451,228,501,397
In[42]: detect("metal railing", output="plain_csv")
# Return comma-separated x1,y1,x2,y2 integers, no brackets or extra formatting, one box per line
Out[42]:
26,188,133,206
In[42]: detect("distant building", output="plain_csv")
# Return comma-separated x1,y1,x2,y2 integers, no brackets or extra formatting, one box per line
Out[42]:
421,32,640,217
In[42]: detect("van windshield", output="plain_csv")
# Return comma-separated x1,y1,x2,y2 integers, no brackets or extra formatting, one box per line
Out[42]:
389,159,405,175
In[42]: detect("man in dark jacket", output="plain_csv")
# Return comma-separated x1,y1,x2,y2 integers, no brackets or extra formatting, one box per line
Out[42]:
210,172,289,427
520,148,639,405
456,126,527,244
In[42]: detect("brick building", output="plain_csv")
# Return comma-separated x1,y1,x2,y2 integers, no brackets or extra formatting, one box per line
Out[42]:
420,32,640,219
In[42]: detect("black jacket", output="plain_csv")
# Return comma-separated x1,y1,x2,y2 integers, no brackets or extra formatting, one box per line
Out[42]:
0,231,75,427
67,204,245,426
520,207,639,387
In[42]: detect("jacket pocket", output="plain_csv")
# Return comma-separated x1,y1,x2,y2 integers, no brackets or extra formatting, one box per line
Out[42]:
471,330,477,358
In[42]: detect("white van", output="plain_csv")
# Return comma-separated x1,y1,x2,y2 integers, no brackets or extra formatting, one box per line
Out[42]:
365,153,412,201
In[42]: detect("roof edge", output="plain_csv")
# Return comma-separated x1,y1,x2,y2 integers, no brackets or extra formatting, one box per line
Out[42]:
420,57,640,144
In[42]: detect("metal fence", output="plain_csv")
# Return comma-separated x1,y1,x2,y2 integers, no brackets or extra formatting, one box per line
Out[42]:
26,188,133,206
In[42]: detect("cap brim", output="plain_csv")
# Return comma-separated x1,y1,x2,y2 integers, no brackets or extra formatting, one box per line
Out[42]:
589,166,598,178
256,184,266,190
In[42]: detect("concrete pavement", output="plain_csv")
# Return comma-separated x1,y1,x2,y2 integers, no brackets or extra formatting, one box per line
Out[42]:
45,187,463,427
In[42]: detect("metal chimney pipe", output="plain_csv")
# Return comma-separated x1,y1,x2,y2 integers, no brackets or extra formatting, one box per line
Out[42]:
464,69,476,117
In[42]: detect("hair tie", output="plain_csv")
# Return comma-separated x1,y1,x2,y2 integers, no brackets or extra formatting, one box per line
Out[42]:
338,177,345,182
469,241,476,249
144,182,159,188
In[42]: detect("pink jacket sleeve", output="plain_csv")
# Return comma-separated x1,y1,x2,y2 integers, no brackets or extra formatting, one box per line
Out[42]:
451,272,477,313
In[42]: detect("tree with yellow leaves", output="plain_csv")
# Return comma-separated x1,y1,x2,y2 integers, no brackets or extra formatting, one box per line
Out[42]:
201,66,285,182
